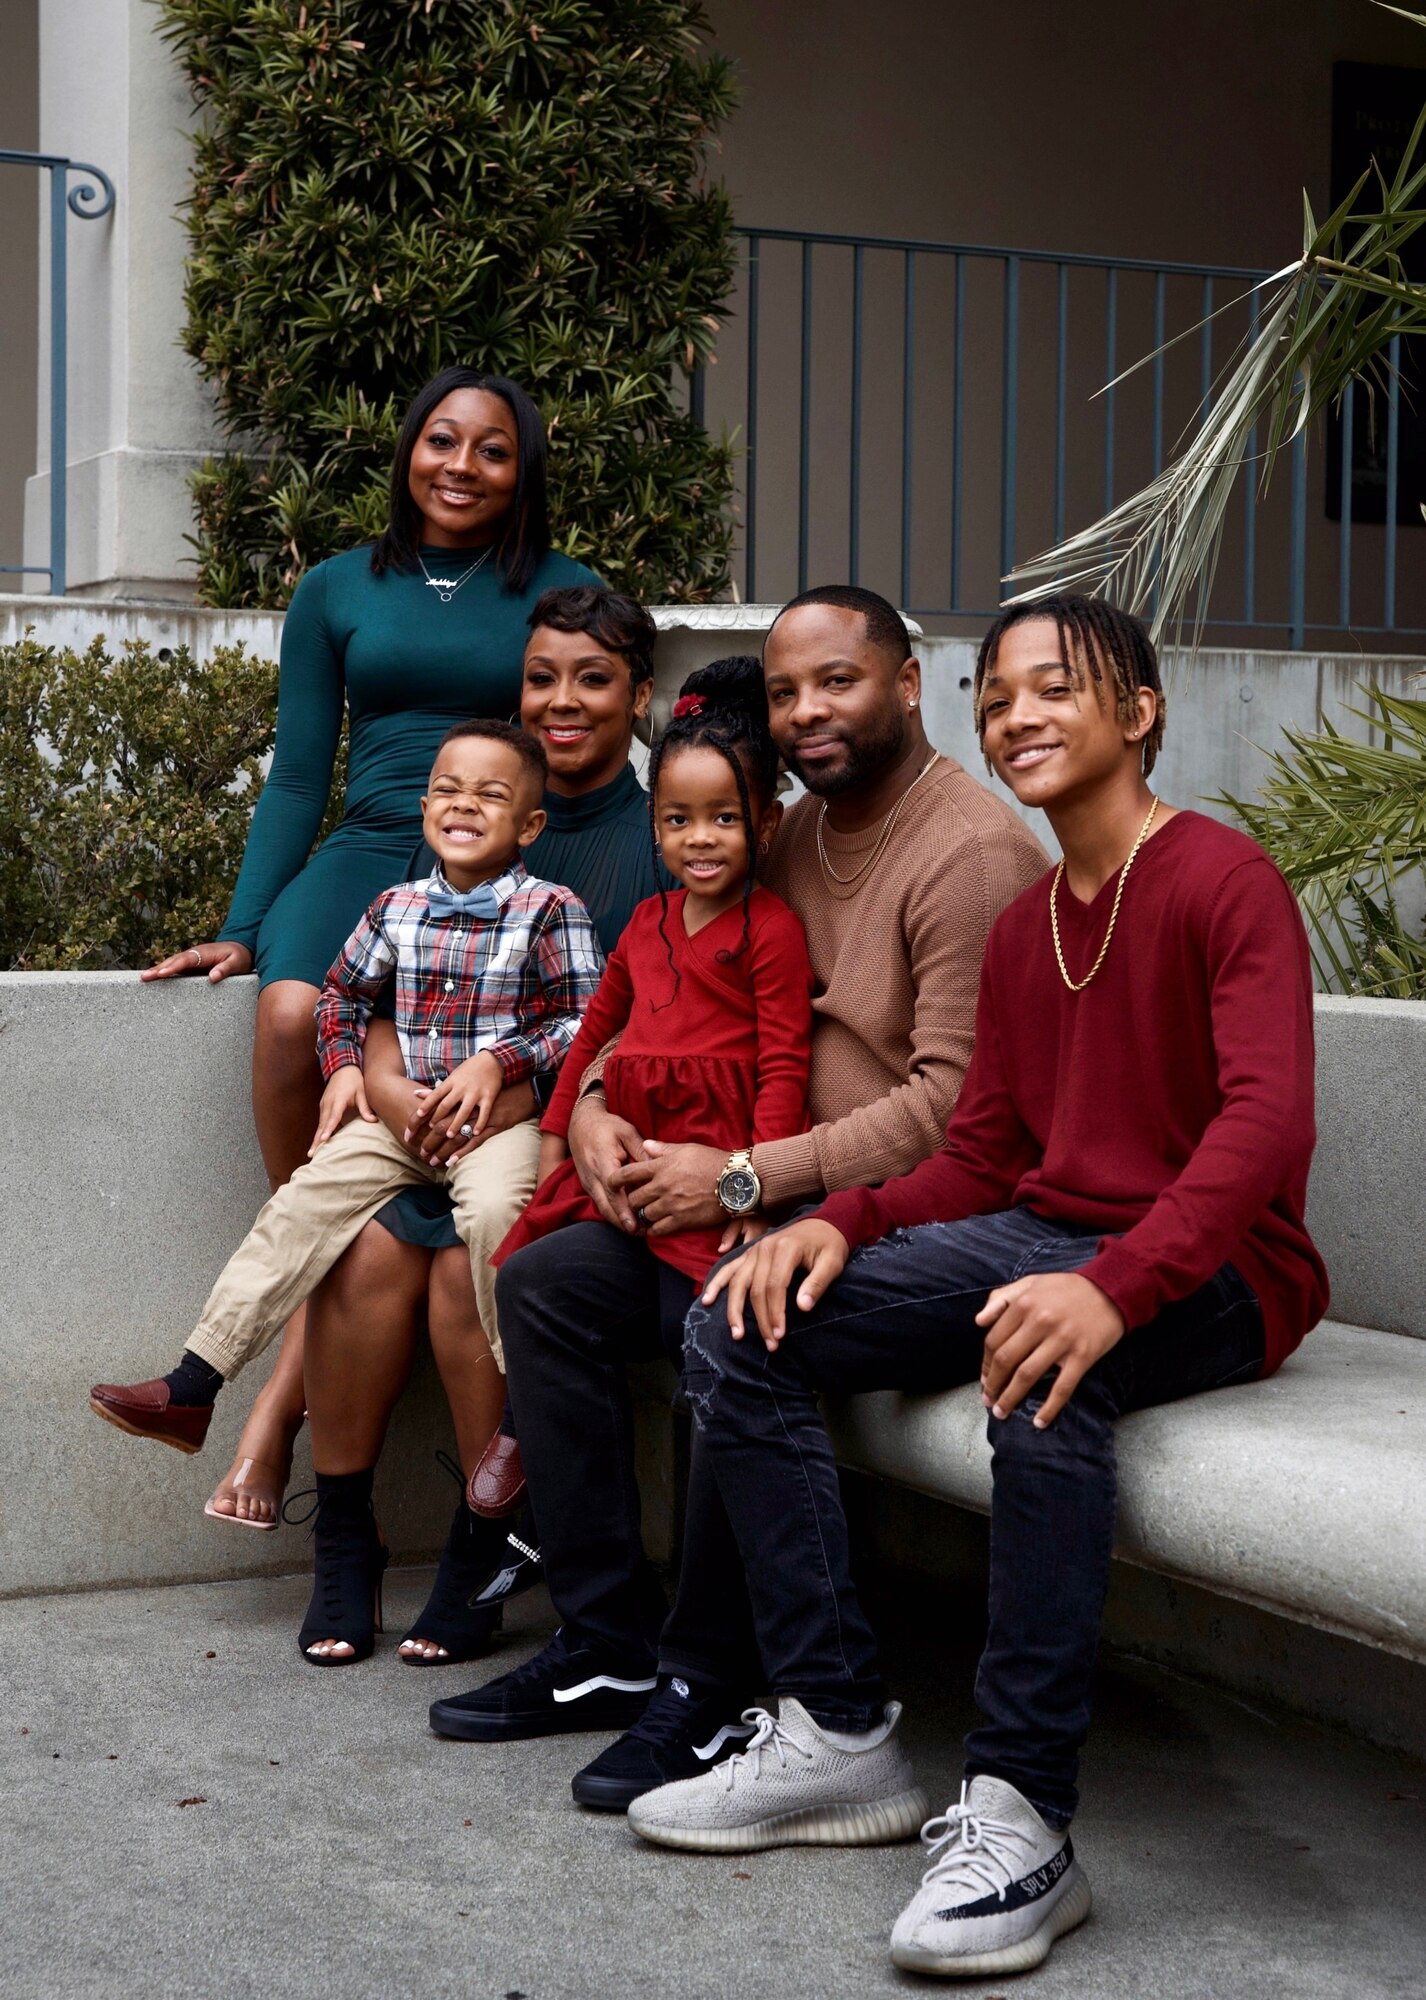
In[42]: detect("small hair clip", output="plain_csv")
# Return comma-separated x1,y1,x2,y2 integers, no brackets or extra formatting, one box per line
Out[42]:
671,693,706,719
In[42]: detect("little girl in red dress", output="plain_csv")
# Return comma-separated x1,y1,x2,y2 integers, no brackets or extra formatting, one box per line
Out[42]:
496,656,814,1288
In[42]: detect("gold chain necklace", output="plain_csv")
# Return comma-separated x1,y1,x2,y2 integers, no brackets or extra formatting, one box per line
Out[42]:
1050,797,1160,992
816,750,941,888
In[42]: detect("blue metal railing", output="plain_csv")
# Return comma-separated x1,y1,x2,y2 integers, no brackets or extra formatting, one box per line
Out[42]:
700,226,1423,646
0,150,116,597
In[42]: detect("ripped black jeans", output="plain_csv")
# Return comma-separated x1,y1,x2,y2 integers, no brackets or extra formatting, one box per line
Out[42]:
679,1205,1264,1826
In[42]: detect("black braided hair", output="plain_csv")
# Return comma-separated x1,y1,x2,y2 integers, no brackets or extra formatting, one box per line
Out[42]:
646,655,779,1007
972,595,1166,774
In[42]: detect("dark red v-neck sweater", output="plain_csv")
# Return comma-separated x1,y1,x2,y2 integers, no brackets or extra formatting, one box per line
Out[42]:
818,811,1329,1375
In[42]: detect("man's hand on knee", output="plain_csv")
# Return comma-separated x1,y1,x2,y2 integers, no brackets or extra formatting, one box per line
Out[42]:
976,1272,1125,1427
567,1089,645,1233
700,1218,850,1351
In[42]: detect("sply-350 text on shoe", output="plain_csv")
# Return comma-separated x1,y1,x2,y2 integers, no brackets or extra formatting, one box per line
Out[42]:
889,1776,1092,1978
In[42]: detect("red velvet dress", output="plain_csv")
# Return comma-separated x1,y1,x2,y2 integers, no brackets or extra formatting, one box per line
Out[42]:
495,885,814,1284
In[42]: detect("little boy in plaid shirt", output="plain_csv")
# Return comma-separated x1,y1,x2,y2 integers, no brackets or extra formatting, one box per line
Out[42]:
92,720,603,1444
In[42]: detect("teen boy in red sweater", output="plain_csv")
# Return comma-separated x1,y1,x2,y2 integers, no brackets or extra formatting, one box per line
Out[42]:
626,597,1329,1982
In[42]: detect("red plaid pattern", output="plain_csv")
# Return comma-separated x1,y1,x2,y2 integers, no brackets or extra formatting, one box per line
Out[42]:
316,864,605,1088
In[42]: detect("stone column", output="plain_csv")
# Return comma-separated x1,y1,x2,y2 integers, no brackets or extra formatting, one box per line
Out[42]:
23,0,219,600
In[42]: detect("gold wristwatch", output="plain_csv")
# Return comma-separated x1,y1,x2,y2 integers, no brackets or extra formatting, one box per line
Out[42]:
716,1148,762,1217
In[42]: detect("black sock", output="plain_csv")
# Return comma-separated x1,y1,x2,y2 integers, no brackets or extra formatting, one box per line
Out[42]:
162,1350,225,1406
497,1394,517,1440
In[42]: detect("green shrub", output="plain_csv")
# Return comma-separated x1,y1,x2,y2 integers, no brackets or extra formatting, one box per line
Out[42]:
1220,684,1426,999
0,637,290,970
159,0,740,608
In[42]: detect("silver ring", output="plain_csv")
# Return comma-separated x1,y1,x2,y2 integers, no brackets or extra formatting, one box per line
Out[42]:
459,1123,474,1139
189,949,203,967
636,1207,649,1226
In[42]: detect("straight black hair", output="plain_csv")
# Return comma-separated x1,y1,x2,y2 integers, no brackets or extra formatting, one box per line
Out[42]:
371,367,551,592
974,595,1166,774
646,655,779,1005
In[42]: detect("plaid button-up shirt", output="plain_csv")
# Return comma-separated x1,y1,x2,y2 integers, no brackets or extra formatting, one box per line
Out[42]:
316,864,605,1088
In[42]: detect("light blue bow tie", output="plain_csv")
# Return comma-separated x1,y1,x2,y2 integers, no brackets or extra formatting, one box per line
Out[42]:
426,876,501,921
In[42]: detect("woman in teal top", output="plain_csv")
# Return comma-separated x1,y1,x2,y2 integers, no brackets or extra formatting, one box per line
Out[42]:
141,367,598,1526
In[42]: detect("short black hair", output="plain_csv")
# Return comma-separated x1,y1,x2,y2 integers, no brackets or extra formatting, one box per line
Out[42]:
527,585,657,685
436,717,548,795
768,585,912,670
372,367,551,592
974,596,1166,774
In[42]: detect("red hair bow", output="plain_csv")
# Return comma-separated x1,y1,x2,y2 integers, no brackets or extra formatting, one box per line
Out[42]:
672,693,706,720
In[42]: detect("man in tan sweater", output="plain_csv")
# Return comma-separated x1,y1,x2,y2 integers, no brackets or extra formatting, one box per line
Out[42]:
429,587,1046,1792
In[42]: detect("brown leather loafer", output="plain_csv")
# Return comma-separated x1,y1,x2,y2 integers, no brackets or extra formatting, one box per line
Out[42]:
90,1378,213,1454
466,1433,526,1518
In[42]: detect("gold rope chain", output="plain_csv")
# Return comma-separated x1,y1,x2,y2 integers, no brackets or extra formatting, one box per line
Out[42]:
815,750,942,888
1050,797,1161,993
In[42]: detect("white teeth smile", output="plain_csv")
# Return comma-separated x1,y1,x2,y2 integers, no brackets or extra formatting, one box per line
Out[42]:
1008,745,1059,767
434,488,479,504
444,827,481,841
546,727,591,741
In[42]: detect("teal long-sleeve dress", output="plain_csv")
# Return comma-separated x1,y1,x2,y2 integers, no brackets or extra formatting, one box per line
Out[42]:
219,541,601,988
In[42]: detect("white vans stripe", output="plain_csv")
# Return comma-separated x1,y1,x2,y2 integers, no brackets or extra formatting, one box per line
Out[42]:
552,1673,658,1703
693,1723,756,1761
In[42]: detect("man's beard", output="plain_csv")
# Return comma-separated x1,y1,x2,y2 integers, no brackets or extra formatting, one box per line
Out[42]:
785,705,908,797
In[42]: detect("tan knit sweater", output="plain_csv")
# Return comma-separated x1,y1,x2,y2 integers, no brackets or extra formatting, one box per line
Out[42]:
752,754,1047,1209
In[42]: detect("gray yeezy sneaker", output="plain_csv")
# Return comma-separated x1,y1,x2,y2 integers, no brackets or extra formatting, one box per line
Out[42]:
889,1775,1092,1977
626,1697,929,1853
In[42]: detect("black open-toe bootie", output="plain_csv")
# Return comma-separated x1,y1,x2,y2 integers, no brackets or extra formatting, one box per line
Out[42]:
289,1467,389,1666
399,1454,509,1666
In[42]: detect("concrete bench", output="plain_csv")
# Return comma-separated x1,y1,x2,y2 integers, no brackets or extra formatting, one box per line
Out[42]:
1,975,1422,1746
825,998,1426,1726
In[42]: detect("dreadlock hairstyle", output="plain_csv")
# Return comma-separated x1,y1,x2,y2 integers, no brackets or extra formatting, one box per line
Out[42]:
973,595,1166,775
646,655,780,1007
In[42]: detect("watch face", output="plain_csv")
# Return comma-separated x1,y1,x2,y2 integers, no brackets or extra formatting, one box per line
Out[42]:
720,1168,759,1214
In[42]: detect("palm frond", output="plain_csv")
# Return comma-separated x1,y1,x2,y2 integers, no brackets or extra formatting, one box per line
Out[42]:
1007,97,1426,646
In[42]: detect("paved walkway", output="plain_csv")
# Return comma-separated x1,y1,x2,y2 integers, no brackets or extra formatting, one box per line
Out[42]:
4,1566,1424,2000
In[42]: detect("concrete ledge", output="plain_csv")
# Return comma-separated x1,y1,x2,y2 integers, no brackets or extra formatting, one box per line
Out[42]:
0,968,674,1595
1310,997,1426,1338
830,1320,1426,1665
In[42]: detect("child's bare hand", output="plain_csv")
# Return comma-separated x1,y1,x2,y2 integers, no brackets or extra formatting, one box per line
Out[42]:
419,1052,504,1159
310,1067,375,1155
716,1214,770,1255
537,1132,569,1187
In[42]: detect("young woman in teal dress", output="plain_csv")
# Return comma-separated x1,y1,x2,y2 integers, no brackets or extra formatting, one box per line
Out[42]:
142,367,600,1528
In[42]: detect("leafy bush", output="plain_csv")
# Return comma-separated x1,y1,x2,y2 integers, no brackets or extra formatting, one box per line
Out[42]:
1221,684,1426,999
159,0,739,608
0,637,289,970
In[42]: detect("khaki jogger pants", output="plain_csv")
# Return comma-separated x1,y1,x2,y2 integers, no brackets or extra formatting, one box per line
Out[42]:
184,1115,543,1381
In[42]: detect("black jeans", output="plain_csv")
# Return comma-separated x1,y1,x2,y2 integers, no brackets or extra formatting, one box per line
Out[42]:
496,1221,760,1682
678,1205,1264,1827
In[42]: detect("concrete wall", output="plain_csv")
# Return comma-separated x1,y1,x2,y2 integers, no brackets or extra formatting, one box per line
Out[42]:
7,1,1426,614
0,971,677,1598
2,968,1420,1599
21,0,220,599
0,0,39,593
702,0,1426,632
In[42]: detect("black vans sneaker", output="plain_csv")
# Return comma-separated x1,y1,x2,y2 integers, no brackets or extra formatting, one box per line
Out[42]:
571,1676,755,1811
428,1628,657,1742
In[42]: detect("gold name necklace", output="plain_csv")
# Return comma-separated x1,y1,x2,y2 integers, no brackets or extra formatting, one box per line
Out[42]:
1050,797,1160,992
